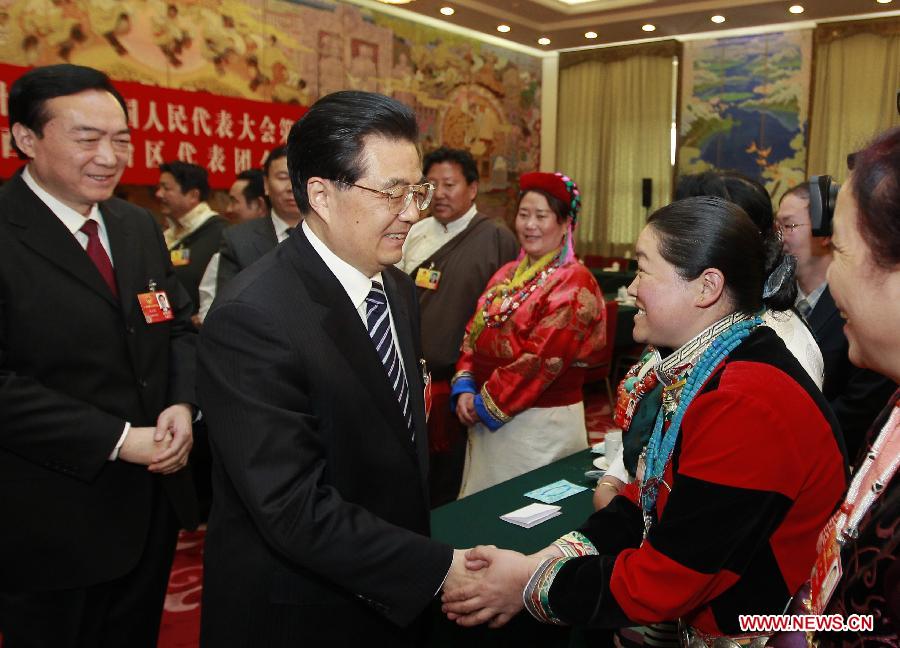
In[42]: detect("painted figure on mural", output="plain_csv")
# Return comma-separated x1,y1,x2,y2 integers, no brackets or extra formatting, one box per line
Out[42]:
200,11,242,76
152,2,190,67
349,40,378,93
317,30,345,97
87,0,132,56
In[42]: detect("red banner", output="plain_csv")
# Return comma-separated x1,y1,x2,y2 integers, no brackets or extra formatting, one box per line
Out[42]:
0,63,307,189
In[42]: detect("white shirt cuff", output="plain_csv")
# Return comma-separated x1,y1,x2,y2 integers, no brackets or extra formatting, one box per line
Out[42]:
109,422,131,461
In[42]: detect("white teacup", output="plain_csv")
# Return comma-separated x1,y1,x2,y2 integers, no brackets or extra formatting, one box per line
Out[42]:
603,429,623,462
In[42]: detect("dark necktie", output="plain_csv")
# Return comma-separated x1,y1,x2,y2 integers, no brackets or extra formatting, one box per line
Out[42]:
796,298,812,319
80,219,118,298
365,281,413,440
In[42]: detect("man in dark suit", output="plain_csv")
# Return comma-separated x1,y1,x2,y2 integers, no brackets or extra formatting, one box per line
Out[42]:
0,64,197,647
197,91,476,646
155,160,226,326
778,184,895,458
195,168,269,324
215,144,302,291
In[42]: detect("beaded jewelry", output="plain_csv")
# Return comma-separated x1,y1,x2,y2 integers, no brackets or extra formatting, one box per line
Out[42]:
480,257,561,328
640,316,762,536
614,347,661,431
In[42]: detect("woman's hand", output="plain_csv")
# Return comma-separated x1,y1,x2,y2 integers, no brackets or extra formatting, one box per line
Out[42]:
456,392,479,426
592,477,625,510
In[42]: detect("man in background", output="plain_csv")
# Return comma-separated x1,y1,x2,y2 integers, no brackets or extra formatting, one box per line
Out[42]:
778,183,895,458
215,144,302,290
399,147,518,506
156,160,226,325
0,63,197,648
196,168,268,324
225,168,268,224
198,91,475,646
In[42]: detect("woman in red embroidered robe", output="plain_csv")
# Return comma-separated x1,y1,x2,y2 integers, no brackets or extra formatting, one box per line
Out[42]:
451,172,606,496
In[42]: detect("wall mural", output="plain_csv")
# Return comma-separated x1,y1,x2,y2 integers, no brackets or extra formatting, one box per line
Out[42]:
679,30,812,201
0,0,542,218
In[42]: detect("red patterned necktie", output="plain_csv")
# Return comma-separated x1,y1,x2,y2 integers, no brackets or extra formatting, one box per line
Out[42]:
79,219,119,298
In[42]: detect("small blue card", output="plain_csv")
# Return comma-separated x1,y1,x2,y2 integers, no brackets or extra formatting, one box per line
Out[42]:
524,479,589,504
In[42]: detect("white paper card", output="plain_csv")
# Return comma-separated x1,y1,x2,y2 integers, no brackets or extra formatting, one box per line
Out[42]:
500,503,562,528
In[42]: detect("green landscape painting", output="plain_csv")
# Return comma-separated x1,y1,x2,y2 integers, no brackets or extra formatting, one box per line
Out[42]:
679,30,812,201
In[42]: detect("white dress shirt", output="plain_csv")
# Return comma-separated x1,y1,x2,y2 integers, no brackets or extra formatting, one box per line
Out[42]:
796,281,828,312
398,203,478,274
22,167,113,262
302,220,404,360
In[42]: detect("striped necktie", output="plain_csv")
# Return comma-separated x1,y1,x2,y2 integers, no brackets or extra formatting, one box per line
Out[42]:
365,281,414,440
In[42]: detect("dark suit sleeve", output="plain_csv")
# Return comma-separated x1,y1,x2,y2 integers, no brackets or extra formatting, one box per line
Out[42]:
198,299,453,626
0,327,125,481
216,228,240,292
829,365,897,460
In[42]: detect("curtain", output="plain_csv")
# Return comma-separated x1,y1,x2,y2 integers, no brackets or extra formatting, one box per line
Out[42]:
557,42,679,257
808,19,900,182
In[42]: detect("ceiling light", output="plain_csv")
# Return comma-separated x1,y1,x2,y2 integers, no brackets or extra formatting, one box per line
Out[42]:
876,0,892,4
377,0,414,4
497,24,511,33
711,15,725,23
642,23,656,32
584,31,598,39
789,4,804,13
440,6,455,15
538,37,551,45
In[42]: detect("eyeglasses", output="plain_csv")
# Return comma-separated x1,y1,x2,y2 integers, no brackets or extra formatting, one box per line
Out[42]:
778,222,809,232
340,181,435,215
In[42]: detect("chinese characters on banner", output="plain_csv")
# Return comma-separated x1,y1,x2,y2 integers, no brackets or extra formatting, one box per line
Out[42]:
0,63,307,189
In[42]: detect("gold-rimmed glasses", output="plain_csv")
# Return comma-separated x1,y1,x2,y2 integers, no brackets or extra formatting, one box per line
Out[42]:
341,181,435,215
777,222,809,233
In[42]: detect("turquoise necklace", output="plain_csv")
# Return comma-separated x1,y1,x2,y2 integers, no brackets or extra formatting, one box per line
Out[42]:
640,315,762,537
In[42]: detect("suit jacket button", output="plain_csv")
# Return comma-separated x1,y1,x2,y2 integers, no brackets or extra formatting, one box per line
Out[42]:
126,326,136,334
138,378,148,388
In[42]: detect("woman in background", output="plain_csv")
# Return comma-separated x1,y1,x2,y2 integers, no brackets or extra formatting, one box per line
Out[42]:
772,126,900,648
452,172,606,497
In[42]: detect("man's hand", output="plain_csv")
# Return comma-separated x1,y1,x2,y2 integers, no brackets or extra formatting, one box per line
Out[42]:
119,404,193,473
455,393,478,426
442,545,543,628
444,548,483,595
118,426,168,466
149,403,193,474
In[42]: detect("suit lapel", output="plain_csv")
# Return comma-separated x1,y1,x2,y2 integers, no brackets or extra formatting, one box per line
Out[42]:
253,216,278,257
808,286,840,338
7,177,118,309
286,231,412,447
101,201,139,320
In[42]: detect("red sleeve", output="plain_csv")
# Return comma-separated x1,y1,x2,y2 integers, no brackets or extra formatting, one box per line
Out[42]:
606,363,844,626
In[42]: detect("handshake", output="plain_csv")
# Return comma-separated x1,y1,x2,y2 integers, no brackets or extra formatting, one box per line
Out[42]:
440,545,563,628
